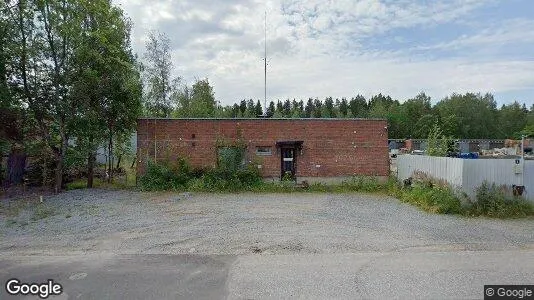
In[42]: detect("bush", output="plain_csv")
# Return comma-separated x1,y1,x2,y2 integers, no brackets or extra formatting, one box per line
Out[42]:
217,147,245,173
138,157,264,192
398,185,462,214
391,175,534,218
200,165,263,192
138,159,191,191
467,182,534,218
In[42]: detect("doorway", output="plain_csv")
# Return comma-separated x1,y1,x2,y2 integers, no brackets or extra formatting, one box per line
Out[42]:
281,147,296,180
276,141,303,181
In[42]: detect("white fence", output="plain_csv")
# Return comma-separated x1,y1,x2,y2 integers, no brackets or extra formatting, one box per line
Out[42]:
396,155,534,202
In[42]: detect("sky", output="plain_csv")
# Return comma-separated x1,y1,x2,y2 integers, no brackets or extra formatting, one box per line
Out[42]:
114,0,534,107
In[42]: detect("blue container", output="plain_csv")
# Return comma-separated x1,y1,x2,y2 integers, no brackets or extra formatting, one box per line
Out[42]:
459,152,478,159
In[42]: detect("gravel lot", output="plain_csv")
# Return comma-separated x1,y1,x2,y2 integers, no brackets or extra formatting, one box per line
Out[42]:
1,189,533,256
2,189,534,299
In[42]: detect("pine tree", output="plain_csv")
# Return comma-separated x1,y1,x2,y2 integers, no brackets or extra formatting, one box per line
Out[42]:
254,100,263,116
304,98,314,118
283,99,291,117
313,99,322,118
339,98,348,117
267,101,275,117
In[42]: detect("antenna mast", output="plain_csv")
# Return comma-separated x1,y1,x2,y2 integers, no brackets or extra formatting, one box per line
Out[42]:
264,10,267,116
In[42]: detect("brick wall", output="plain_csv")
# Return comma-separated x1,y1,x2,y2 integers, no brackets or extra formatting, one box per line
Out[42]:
136,118,389,179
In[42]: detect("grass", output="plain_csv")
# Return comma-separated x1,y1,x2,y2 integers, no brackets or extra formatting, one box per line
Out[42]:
395,185,462,214
66,177,135,191
66,179,89,190
393,180,534,219
464,182,534,218
65,156,137,191
244,177,393,194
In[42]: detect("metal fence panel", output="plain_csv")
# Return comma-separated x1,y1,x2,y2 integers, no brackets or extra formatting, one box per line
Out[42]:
396,155,534,202
462,159,524,198
397,155,463,188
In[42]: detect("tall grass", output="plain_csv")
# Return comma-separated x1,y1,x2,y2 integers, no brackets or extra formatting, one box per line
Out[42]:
465,182,534,218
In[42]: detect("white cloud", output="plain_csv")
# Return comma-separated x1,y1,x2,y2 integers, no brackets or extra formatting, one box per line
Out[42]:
115,0,534,106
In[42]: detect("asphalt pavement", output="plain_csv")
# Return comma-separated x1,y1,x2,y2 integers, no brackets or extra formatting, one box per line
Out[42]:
1,250,533,299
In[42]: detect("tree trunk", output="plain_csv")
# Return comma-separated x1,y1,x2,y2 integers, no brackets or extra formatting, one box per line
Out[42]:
54,151,63,193
115,155,121,170
107,132,113,183
7,149,26,186
42,153,49,187
0,155,3,187
54,129,67,193
87,151,95,188
130,154,136,169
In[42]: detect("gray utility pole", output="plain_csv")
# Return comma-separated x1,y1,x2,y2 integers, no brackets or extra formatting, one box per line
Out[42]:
264,10,267,116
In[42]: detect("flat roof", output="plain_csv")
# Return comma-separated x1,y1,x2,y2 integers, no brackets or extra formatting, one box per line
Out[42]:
138,117,387,121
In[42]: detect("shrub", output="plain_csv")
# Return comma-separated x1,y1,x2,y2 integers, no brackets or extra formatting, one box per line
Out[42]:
190,167,207,179
467,182,534,218
393,175,533,218
236,166,263,186
138,159,191,191
200,165,262,192
217,147,245,173
341,176,383,192
398,185,462,214
281,171,294,182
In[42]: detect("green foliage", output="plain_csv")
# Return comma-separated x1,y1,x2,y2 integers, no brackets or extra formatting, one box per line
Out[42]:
516,124,534,139
434,93,498,139
138,158,263,192
174,78,217,117
466,182,534,218
143,31,177,118
3,0,140,190
392,176,533,218
426,122,452,157
65,179,89,190
189,78,217,117
397,185,462,214
138,159,191,191
281,171,294,182
413,114,438,138
339,176,384,192
404,93,432,135
499,102,528,139
217,147,245,173
200,166,263,192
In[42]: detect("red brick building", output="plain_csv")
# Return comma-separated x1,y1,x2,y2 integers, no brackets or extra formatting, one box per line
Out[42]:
136,118,389,182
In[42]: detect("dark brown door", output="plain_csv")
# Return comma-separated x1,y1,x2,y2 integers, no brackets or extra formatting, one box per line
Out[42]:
281,148,296,180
